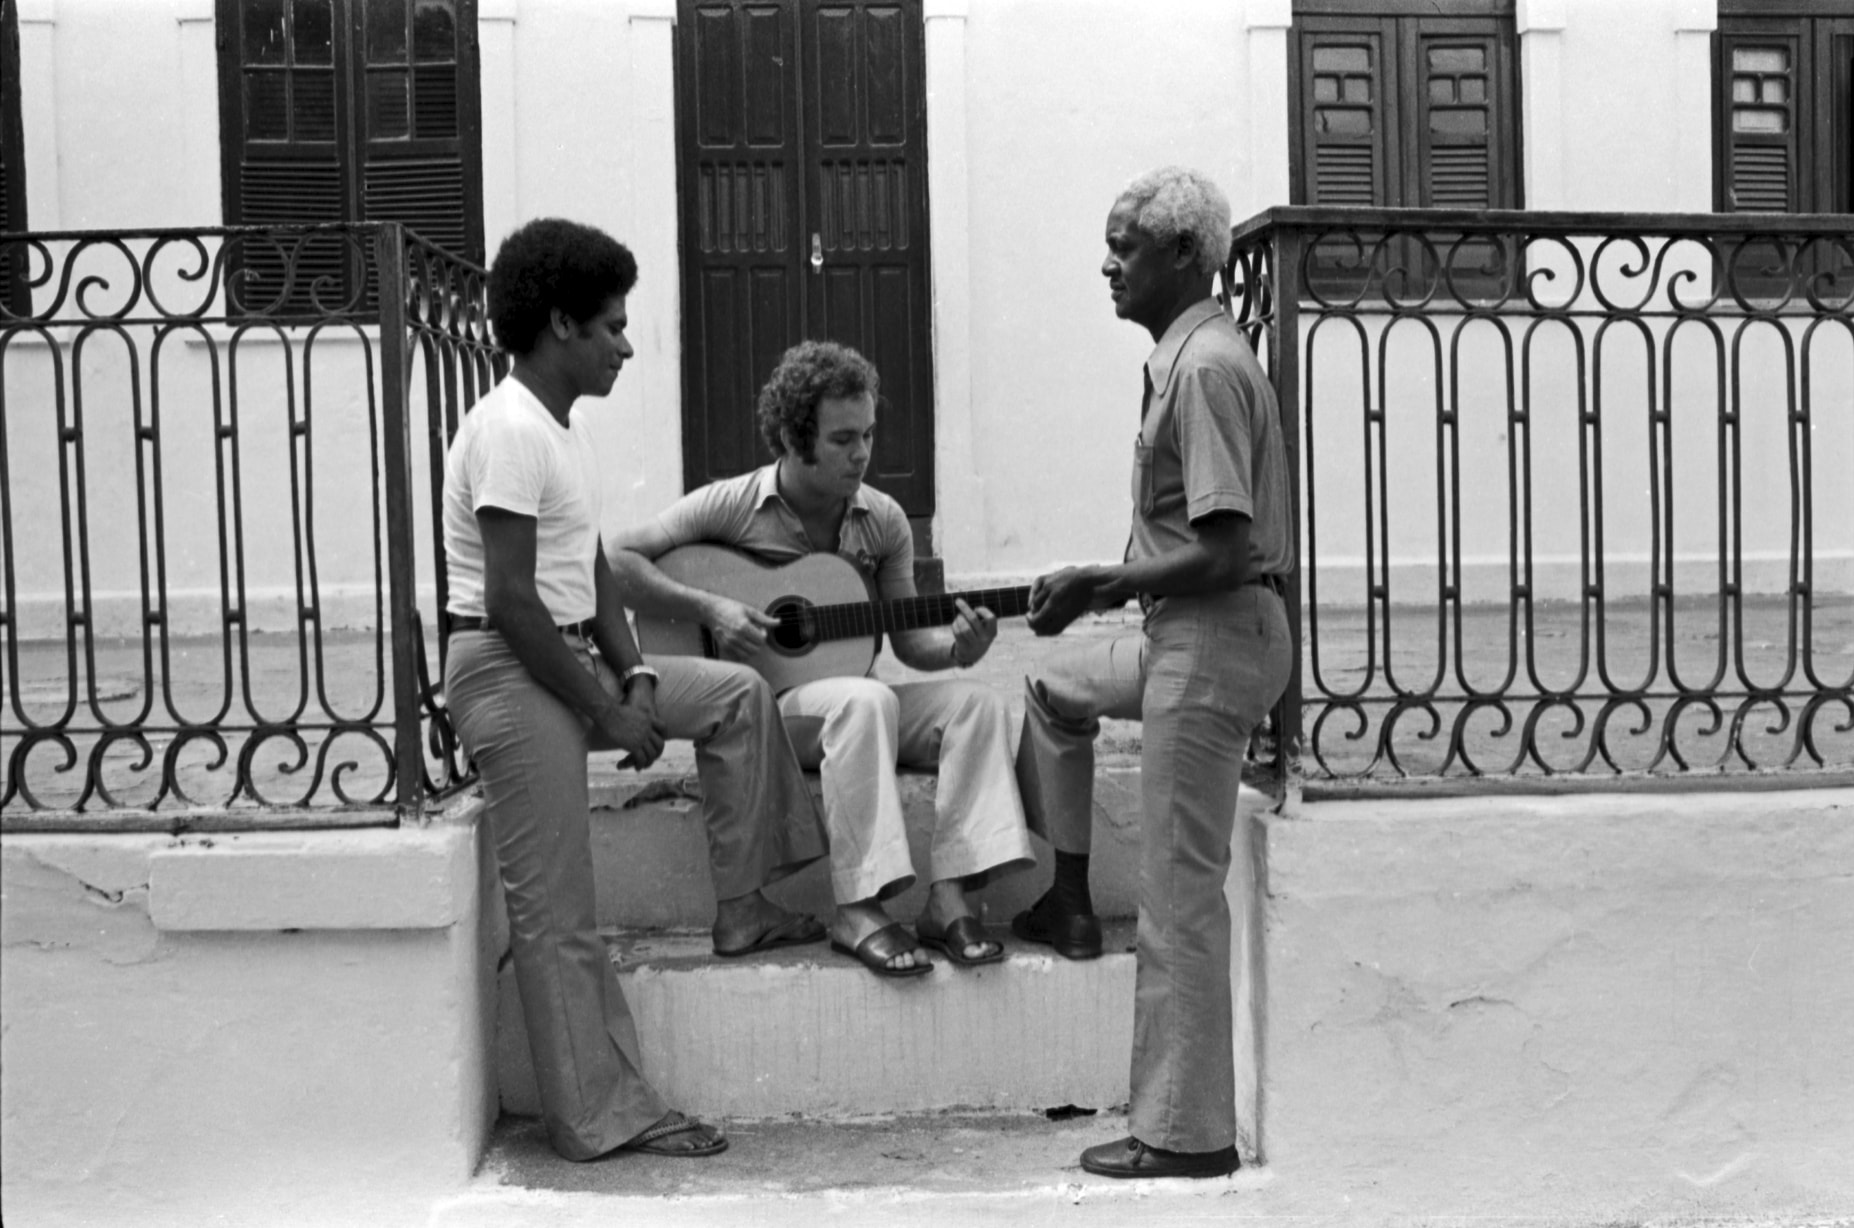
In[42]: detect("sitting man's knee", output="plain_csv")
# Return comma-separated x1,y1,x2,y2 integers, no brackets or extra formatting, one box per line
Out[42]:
715,659,774,698
948,677,1010,721
826,677,901,728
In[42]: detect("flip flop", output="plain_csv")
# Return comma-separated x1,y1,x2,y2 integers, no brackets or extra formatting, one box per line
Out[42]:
617,1111,729,1158
915,915,1005,967
712,912,827,958
830,920,933,978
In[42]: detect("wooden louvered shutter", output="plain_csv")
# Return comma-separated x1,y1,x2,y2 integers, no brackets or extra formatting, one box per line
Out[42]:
1294,18,1398,300
1826,22,1853,213
1411,18,1519,211
354,0,482,266
219,0,354,313
1293,5,1523,300
1296,17,1397,209
1412,17,1520,296
1717,22,1802,213
2,0,29,316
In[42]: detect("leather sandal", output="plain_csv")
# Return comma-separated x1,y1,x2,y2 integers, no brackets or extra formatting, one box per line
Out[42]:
712,912,826,957
616,1111,729,1158
915,915,1004,967
830,920,933,978
1010,893,1103,960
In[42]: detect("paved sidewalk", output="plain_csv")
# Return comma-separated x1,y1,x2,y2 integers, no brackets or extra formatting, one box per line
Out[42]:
433,1108,1854,1228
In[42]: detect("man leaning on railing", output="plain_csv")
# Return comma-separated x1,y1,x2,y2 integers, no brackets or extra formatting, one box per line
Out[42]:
439,217,830,1163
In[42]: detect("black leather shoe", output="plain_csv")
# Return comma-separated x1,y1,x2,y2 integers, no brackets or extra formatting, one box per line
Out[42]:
1009,893,1103,960
1079,1135,1239,1179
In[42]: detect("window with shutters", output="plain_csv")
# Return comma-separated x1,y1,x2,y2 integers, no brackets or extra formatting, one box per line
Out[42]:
1289,1,1522,298
216,0,483,312
2,0,29,316
1715,7,1853,214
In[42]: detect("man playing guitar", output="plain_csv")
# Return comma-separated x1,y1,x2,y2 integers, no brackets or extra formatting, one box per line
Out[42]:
609,341,1035,977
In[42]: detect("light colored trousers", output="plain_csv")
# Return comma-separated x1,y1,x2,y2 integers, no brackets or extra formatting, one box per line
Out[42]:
445,630,826,1160
778,675,1036,903
1016,586,1292,1154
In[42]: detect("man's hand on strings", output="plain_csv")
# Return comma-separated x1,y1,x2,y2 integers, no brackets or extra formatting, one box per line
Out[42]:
705,596,777,660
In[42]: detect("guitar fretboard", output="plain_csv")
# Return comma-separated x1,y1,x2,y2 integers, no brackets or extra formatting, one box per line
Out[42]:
783,586,1034,644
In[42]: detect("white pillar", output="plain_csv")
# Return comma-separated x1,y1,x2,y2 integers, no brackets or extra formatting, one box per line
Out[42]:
924,0,981,570
1517,0,1566,209
174,0,219,228
1242,0,1293,220
16,0,58,229
625,0,684,508
1672,0,1718,212
477,0,520,253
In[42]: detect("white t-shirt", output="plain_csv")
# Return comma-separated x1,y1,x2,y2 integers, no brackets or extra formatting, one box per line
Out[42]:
442,378,601,624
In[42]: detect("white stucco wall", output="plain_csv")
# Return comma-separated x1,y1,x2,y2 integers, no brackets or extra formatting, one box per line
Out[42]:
12,0,220,232
0,817,497,1227
950,1,1253,576
1262,787,1854,1211
1521,0,1717,211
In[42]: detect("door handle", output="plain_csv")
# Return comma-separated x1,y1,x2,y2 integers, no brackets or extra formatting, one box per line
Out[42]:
810,233,824,273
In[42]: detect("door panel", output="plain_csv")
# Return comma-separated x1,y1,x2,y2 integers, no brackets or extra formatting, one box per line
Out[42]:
679,0,935,518
802,0,932,512
679,1,805,490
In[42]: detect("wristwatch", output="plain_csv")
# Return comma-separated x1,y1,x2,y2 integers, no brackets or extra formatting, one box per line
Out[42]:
621,664,660,692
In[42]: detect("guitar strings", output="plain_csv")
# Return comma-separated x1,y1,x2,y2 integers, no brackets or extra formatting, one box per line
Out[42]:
759,588,1034,636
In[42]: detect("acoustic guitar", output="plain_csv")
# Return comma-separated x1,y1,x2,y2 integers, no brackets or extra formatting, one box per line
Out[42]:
632,543,1033,692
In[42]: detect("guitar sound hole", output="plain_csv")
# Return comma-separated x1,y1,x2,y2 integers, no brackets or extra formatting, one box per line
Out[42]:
764,597,817,656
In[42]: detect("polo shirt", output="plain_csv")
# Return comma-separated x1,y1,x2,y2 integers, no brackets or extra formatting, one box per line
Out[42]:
652,463,915,595
1130,297,1294,579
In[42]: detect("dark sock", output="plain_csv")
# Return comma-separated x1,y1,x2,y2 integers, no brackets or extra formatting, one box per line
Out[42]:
1049,850,1094,916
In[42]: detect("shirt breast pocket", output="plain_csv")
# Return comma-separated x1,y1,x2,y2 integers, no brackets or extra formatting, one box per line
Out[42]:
1132,437,1157,516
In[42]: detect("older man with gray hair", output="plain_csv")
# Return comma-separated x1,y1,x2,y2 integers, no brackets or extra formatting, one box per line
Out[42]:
1014,166,1294,1178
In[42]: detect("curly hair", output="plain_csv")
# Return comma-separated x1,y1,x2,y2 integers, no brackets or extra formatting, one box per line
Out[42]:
1118,166,1232,280
756,341,880,462
487,218,639,355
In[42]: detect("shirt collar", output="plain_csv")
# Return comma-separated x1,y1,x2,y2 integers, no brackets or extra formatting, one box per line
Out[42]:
754,461,872,515
1143,297,1225,399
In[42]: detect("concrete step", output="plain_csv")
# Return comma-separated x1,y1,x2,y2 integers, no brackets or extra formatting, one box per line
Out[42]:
582,611,1172,932
496,922,1141,1120
433,1110,1273,1228
582,751,1166,931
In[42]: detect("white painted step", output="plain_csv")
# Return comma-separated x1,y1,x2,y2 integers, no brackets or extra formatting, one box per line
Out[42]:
496,923,1140,1120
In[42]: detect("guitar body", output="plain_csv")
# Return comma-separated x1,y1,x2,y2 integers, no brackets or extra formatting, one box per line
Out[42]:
634,544,880,692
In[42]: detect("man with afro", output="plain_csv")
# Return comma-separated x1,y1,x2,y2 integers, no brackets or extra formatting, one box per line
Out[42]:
441,218,829,1163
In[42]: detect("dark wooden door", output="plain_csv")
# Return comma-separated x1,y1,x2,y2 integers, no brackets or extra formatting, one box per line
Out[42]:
676,0,935,518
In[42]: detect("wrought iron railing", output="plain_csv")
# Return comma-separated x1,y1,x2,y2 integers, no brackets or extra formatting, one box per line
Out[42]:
1226,207,1854,792
9,212,1849,820
0,223,499,827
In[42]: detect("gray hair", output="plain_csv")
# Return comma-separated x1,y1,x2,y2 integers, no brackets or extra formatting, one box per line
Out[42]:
1118,166,1233,279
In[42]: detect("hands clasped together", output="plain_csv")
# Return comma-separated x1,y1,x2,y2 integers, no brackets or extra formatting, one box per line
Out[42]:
595,678,664,770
